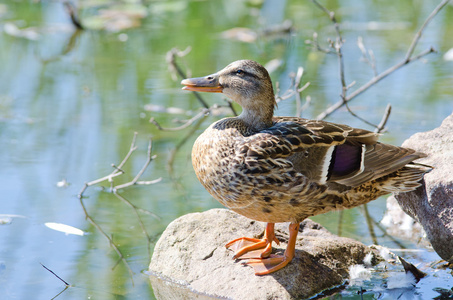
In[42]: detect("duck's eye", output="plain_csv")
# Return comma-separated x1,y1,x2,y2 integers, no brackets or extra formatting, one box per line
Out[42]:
236,69,244,75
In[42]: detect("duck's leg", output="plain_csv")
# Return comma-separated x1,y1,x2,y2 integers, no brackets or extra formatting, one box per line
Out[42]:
225,223,279,259
246,222,300,275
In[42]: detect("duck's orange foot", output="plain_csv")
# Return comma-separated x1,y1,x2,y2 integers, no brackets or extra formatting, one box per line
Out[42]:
230,222,300,276
225,223,278,259
225,237,273,259
245,254,291,275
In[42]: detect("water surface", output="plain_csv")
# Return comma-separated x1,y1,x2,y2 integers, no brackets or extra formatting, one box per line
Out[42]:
0,0,452,299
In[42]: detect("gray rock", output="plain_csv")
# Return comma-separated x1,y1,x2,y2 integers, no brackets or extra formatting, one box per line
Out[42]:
149,208,379,300
393,112,453,262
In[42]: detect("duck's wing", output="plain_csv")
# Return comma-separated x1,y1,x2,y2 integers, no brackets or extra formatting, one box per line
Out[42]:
238,119,348,161
336,142,425,187
240,118,425,187
236,119,359,184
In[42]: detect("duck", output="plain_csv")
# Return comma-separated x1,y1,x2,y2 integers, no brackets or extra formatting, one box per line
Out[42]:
181,60,430,276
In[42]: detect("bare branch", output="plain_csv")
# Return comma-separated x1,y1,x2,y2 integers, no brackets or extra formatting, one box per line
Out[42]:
166,47,192,81
78,133,140,198
76,133,161,283
344,102,380,128
63,1,84,30
305,32,335,54
311,0,348,102
113,139,161,191
312,0,446,123
346,80,356,90
300,95,312,114
316,47,435,120
40,263,70,286
165,47,238,116
275,66,311,115
361,204,379,245
223,98,238,116
167,115,207,177
149,108,210,131
357,36,378,76
117,132,138,170
79,134,160,195
166,47,210,109
113,192,157,259
50,286,70,300
375,103,392,133
79,196,134,283
405,0,451,61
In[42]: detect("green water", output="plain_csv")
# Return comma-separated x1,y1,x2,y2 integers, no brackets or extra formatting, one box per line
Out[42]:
0,0,452,299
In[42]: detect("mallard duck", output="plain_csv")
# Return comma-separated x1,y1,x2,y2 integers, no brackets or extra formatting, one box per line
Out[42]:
181,60,430,276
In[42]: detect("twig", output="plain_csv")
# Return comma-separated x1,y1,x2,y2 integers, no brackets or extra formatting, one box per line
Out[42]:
76,133,161,283
50,286,70,300
300,95,311,115
311,0,348,102
63,2,84,30
78,171,124,197
113,192,156,259
313,0,446,121
362,204,378,245
368,211,407,249
166,48,210,109
357,36,378,76
79,197,135,283
316,47,435,120
167,115,207,176
113,139,161,191
40,263,70,286
404,0,451,62
117,132,139,170
275,66,311,115
343,102,380,128
149,108,210,131
224,98,238,116
166,48,238,116
166,47,192,80
305,32,335,54
78,133,161,197
375,104,392,133
78,132,138,198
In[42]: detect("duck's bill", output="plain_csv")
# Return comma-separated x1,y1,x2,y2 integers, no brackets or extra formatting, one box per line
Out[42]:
181,75,223,93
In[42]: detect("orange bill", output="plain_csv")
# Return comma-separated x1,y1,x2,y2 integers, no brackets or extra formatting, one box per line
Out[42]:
181,74,223,93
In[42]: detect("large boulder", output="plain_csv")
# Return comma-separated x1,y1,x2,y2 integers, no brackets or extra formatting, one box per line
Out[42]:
392,112,453,262
149,208,378,300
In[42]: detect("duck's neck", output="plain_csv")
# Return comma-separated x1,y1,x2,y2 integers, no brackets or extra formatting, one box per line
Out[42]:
237,99,275,132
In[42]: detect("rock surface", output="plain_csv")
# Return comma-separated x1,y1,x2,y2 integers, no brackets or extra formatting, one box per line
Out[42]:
149,209,379,300
392,112,453,262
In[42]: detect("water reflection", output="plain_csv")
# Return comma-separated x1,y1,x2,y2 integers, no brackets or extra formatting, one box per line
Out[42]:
0,0,452,299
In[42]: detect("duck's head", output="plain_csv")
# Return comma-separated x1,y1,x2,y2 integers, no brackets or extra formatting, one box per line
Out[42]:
181,60,276,130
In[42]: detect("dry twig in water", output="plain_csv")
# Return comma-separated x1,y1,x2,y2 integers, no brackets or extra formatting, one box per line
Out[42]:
40,263,70,299
275,66,311,117
78,196,135,282
77,133,161,283
40,263,70,286
310,0,449,122
149,108,210,131
78,132,161,197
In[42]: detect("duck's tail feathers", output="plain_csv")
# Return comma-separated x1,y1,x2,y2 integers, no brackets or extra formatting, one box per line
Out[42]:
381,163,432,193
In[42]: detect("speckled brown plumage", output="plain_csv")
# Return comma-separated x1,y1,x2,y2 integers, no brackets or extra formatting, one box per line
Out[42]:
182,60,430,275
